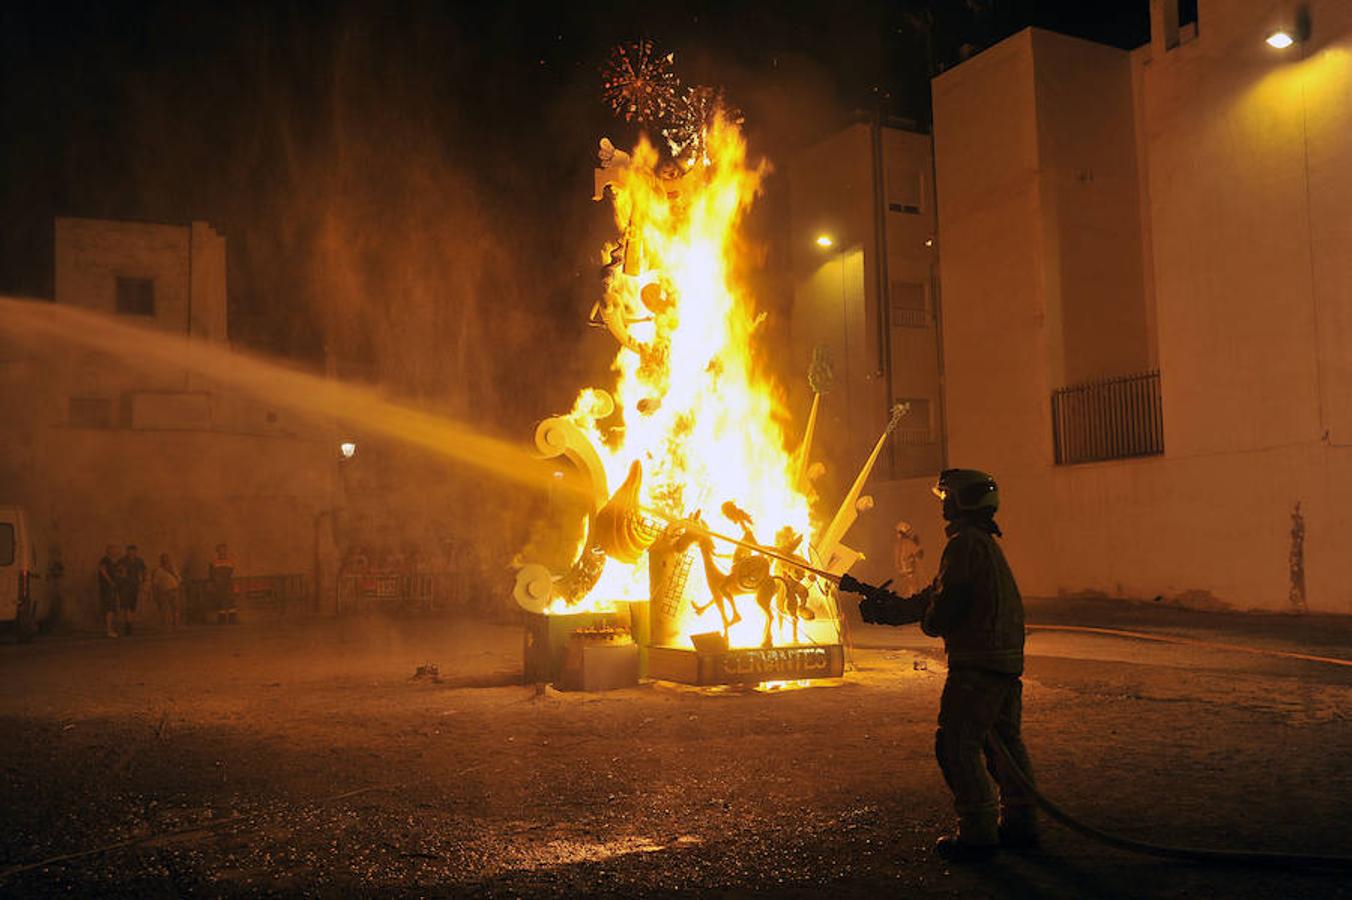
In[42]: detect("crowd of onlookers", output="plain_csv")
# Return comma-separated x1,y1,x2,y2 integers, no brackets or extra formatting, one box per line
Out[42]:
96,543,238,638
87,538,495,637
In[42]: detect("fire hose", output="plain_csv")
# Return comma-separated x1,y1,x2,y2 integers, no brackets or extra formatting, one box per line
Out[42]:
1020,625,1352,866
988,733,1352,869
996,624,1352,867
839,577,1352,869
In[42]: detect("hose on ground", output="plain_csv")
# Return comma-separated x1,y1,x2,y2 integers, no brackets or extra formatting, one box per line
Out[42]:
1024,623,1352,669
977,623,1352,867
989,734,1352,868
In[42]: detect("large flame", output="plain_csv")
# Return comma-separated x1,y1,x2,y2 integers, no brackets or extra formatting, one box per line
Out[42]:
551,117,825,649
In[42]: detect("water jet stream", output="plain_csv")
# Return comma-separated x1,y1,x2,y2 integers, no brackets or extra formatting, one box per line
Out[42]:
0,297,590,501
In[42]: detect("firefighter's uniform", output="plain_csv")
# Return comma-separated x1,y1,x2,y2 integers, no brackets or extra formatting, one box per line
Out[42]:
843,468,1037,860
923,516,1035,853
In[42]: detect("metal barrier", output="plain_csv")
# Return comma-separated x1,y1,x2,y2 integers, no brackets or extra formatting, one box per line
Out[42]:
1052,370,1164,465
336,571,469,615
184,573,313,621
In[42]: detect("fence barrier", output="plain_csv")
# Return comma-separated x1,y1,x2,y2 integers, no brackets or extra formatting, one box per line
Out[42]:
336,571,471,615
184,572,313,621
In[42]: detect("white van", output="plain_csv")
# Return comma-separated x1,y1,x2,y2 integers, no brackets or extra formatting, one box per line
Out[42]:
0,506,38,642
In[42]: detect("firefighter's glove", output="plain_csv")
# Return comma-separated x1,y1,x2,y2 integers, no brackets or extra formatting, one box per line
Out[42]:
858,594,883,624
837,573,867,596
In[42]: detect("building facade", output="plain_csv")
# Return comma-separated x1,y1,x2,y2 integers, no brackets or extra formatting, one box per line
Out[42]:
925,0,1352,612
0,218,340,627
788,119,948,573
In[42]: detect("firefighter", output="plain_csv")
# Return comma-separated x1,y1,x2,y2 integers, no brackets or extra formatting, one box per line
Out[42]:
208,543,238,625
839,468,1037,862
893,520,924,595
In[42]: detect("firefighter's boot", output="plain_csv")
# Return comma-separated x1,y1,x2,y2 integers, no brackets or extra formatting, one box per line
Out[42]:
934,812,998,862
998,805,1040,851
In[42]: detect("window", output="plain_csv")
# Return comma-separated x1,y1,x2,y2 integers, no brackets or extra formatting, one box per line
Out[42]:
1179,0,1197,29
1051,371,1164,465
0,523,13,566
890,281,928,328
887,163,922,214
893,398,932,444
115,277,155,316
69,397,113,428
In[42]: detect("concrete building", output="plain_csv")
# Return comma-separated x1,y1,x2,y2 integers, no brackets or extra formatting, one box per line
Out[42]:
915,0,1352,613
788,118,945,518
0,218,340,627
56,217,228,344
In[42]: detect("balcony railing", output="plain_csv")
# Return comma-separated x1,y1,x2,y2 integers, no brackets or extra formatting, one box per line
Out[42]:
1051,370,1163,465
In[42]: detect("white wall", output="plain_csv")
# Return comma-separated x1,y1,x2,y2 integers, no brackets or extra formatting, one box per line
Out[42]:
930,5,1352,613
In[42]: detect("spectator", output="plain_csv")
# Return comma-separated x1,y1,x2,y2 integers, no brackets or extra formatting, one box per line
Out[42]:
119,544,147,636
208,543,237,625
152,553,182,630
97,544,121,639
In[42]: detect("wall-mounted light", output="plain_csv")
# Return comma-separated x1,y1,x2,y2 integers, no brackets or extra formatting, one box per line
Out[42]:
339,441,357,459
1266,29,1295,49
814,234,835,249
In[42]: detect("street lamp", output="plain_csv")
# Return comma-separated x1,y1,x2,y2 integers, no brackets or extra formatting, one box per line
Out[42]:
815,234,835,249
339,441,357,459
1266,29,1295,49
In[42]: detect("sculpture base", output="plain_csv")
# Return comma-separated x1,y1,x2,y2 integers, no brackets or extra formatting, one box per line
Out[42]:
523,611,625,683
647,643,845,686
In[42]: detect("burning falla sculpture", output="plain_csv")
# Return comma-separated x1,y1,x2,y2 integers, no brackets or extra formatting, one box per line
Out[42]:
512,112,899,666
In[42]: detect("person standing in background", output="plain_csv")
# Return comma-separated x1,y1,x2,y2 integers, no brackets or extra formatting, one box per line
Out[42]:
152,553,182,629
97,544,121,639
119,545,147,636
208,543,237,624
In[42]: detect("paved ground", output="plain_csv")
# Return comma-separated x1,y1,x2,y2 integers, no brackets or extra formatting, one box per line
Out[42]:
1,599,1350,897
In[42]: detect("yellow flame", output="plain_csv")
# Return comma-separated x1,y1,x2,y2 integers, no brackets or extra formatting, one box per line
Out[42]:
557,116,821,649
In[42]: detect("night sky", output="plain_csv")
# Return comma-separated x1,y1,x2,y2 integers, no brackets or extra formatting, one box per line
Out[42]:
1,0,1154,367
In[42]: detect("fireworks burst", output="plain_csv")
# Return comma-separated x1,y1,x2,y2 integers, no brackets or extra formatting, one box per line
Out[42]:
601,40,680,124
664,86,742,161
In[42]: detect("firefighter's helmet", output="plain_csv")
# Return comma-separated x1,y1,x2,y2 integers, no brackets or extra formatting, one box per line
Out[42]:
932,468,999,513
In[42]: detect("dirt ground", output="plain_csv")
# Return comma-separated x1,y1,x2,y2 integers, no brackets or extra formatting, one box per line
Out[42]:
1,601,1350,898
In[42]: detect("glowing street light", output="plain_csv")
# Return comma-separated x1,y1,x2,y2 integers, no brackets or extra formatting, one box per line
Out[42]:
339,441,357,459
1266,30,1295,49
815,234,835,249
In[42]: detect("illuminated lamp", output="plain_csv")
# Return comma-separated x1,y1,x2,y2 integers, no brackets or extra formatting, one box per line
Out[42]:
1266,30,1295,49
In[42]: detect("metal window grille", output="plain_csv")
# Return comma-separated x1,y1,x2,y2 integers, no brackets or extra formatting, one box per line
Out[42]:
1051,370,1163,465
890,307,929,328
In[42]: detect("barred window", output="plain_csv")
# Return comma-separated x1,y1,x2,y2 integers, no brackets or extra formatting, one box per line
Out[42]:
1052,371,1163,465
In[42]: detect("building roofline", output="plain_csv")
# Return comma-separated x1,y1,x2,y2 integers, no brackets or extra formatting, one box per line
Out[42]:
932,25,1137,88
